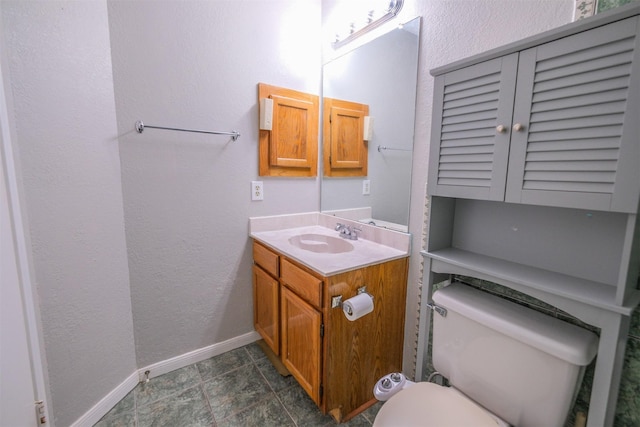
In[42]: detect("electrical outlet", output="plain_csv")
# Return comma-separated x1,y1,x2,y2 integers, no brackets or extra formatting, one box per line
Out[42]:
362,179,371,195
251,181,264,201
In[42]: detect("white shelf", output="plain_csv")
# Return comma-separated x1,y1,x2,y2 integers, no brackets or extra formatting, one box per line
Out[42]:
422,247,637,316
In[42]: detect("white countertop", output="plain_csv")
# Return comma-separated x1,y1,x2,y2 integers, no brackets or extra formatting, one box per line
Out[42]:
250,224,409,276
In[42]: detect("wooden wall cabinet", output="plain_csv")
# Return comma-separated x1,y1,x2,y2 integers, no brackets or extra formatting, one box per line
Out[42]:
323,97,369,177
419,6,640,427
252,241,408,422
258,83,319,177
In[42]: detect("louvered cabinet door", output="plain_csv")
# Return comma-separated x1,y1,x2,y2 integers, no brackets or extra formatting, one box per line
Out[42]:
506,16,640,213
428,54,518,200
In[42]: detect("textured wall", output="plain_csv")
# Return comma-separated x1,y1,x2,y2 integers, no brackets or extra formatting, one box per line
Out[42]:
107,0,322,367
0,1,137,426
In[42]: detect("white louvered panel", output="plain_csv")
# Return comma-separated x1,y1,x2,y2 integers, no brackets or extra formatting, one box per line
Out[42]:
522,36,634,196
438,73,501,188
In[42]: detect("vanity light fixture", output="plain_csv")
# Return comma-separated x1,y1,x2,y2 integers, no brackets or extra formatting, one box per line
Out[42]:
332,0,404,49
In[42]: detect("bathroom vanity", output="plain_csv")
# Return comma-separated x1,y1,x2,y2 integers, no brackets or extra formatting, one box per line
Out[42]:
250,214,410,422
418,4,640,427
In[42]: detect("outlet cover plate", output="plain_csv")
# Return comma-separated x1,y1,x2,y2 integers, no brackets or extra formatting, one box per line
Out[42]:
362,180,371,195
252,181,264,201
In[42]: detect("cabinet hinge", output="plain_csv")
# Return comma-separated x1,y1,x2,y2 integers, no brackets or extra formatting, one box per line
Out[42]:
320,323,324,338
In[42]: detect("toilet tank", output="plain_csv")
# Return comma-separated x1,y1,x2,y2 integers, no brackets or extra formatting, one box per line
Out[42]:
432,283,598,427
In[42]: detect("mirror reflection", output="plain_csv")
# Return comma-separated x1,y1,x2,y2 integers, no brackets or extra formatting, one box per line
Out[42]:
321,17,420,233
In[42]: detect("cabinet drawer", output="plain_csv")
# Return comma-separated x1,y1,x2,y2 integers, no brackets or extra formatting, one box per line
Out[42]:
281,258,323,309
253,242,279,277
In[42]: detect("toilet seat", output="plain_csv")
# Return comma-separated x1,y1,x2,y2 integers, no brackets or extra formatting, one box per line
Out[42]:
373,382,509,427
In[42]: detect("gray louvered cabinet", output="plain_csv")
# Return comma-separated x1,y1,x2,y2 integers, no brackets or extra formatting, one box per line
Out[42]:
428,15,640,214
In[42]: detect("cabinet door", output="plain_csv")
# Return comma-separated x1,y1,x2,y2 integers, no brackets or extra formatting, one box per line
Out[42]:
253,265,279,355
323,97,369,177
258,83,319,177
281,286,322,405
428,54,518,201
270,94,316,169
506,17,640,213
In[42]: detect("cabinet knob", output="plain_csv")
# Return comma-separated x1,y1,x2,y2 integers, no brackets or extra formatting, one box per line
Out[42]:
513,123,525,132
496,125,507,133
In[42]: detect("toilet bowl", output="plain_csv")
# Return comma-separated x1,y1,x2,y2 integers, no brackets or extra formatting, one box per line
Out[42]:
373,382,509,427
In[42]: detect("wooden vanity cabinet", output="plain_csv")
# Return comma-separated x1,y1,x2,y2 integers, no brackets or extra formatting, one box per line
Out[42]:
252,240,408,422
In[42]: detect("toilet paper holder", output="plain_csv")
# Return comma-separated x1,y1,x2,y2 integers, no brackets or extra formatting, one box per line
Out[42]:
331,286,374,309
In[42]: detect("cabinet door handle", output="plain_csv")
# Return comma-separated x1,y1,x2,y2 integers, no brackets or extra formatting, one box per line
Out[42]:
496,125,507,133
512,123,525,132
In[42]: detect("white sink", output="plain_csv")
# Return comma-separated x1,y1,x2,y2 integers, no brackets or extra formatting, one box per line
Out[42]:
288,233,354,254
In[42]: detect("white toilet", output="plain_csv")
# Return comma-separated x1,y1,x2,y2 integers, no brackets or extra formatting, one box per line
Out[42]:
374,282,599,427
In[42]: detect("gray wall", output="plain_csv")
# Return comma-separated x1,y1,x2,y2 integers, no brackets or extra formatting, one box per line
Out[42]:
107,0,321,368
0,2,136,426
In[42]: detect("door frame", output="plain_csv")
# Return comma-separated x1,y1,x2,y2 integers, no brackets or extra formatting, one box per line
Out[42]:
0,23,51,426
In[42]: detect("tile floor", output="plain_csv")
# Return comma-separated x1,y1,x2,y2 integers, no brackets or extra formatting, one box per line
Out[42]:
94,342,382,427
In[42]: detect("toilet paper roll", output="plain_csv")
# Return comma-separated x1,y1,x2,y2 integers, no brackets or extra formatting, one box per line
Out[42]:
342,293,374,321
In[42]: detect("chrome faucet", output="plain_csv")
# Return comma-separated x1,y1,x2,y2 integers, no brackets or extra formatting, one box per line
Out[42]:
335,223,362,240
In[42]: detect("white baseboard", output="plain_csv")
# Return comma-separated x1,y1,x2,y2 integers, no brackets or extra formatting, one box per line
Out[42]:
70,370,139,427
71,331,260,426
137,331,261,381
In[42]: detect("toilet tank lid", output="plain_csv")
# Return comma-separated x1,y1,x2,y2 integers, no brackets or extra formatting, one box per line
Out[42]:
432,283,598,366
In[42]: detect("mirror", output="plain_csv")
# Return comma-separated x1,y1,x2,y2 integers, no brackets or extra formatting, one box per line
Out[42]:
321,17,420,233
